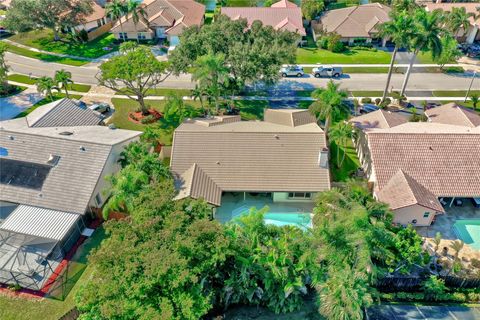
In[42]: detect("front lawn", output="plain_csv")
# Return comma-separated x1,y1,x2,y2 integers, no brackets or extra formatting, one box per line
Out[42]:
14,93,82,118
432,90,480,97
0,227,106,320
7,74,91,92
4,43,89,66
8,30,118,59
297,47,392,64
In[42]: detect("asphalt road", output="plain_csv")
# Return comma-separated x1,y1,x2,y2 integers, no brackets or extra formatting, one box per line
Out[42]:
5,52,480,91
368,304,480,320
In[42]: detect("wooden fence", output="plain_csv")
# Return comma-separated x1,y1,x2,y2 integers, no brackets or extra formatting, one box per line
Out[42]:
87,22,112,41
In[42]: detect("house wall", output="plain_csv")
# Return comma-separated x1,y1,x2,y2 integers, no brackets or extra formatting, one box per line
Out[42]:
113,31,154,40
390,204,437,227
273,192,316,203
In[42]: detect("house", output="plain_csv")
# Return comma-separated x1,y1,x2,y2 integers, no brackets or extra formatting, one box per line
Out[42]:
425,3,480,44
70,0,112,41
349,106,480,226
221,0,306,37
110,0,205,46
0,98,141,290
169,109,330,221
311,3,391,46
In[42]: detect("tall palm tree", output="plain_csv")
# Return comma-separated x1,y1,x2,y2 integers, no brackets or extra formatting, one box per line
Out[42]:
392,0,418,13
433,232,442,254
125,0,148,42
329,122,354,168
54,69,74,98
450,240,464,261
106,0,127,41
36,76,58,101
400,9,444,96
192,84,207,115
192,53,229,114
378,11,416,102
309,80,348,133
445,7,473,36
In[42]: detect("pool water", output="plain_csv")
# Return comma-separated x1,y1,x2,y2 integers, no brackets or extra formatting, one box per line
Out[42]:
232,206,312,229
453,219,480,250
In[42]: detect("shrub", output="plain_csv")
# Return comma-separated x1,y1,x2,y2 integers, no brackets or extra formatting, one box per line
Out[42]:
374,98,381,105
316,37,329,50
140,114,155,124
318,32,345,53
471,258,480,268
361,97,372,103
422,276,447,301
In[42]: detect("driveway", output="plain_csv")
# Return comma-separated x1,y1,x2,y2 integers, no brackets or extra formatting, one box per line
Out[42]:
368,304,480,320
0,88,43,120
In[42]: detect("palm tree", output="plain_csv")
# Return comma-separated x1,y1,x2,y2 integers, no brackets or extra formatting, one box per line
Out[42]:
470,93,479,111
106,0,127,41
329,122,354,168
392,0,418,13
125,0,148,42
192,53,229,114
54,69,73,98
378,11,416,102
192,84,207,115
450,240,464,261
36,76,58,101
400,9,444,96
445,7,473,36
309,80,348,133
433,232,442,254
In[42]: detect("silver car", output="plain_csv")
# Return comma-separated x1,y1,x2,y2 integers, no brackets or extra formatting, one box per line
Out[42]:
89,103,111,114
280,65,304,77
312,66,343,78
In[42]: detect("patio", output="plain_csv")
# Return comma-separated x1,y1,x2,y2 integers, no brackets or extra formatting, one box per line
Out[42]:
215,192,314,224
416,199,480,240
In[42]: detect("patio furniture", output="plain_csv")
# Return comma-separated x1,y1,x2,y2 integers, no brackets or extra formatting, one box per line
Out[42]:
455,199,463,207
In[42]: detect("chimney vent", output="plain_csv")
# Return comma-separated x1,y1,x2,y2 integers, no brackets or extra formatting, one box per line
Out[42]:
318,148,329,168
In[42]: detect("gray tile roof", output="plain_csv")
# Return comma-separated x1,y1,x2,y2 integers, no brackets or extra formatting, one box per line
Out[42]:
27,98,103,128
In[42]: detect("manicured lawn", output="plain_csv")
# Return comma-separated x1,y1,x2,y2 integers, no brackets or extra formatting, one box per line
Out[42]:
205,12,214,24
114,88,192,97
330,139,360,182
432,90,480,97
7,74,91,92
8,30,118,59
0,227,106,320
349,91,384,97
4,43,89,66
297,47,392,64
14,93,82,118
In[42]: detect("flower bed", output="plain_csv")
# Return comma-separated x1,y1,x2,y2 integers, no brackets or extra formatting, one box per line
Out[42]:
128,109,162,124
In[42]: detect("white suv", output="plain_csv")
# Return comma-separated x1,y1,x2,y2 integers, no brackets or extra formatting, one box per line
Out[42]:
280,65,304,77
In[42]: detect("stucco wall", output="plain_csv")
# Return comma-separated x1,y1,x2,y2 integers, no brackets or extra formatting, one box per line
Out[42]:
392,204,436,227
113,31,154,40
273,192,315,203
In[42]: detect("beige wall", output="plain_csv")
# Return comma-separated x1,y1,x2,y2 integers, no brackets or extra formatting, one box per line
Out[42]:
113,31,154,40
273,192,315,203
392,204,437,227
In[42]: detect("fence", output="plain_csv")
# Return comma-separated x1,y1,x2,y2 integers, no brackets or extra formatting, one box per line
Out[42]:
376,274,480,291
58,308,79,320
87,22,112,41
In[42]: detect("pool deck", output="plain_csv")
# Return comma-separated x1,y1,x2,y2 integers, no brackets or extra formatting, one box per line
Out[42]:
215,192,314,224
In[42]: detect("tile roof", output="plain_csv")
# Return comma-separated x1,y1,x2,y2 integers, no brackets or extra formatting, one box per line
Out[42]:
170,109,330,205
376,170,444,212
271,0,298,8
264,108,317,127
79,0,106,23
112,0,205,34
425,3,480,26
349,109,407,130
315,3,391,38
174,163,222,205
425,103,480,128
367,124,480,198
26,98,103,128
221,4,306,36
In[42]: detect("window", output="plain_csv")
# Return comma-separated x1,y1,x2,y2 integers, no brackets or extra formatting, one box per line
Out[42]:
423,212,430,218
119,32,127,40
288,192,312,199
137,33,146,40
95,193,102,206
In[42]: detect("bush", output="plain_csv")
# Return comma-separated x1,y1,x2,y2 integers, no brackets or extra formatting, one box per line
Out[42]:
422,276,447,301
140,114,155,124
316,37,329,50
471,258,480,268
374,98,381,105
318,32,345,53
361,97,372,104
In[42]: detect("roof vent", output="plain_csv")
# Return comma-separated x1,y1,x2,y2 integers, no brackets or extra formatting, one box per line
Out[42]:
7,135,14,140
80,146,86,151
59,131,74,136
46,154,61,166
274,134,279,139
318,148,329,169
108,124,116,130
216,161,220,165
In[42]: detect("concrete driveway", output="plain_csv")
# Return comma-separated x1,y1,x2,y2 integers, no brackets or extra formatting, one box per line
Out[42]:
0,88,43,120
368,304,480,320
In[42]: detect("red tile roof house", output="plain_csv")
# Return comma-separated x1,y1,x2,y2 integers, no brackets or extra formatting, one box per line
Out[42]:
349,106,480,227
220,0,306,38
110,0,205,46
69,0,112,41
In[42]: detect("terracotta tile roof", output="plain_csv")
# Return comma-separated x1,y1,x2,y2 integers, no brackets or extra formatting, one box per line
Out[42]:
79,1,106,23
425,3,480,26
349,109,407,130
377,170,444,212
221,4,306,36
367,123,480,198
170,109,330,205
315,3,391,38
271,0,298,8
174,163,222,205
425,103,480,128
112,0,205,34
264,109,317,127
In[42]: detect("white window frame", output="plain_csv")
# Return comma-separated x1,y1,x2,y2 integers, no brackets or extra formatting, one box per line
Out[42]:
288,192,312,200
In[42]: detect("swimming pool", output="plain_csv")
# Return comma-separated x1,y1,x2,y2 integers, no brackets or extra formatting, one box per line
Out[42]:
453,219,480,250
232,206,312,229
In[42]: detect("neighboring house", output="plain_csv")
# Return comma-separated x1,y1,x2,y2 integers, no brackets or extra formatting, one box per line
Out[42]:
0,98,141,290
70,0,112,41
311,3,391,46
349,105,480,227
425,3,480,44
221,0,306,37
169,109,330,218
111,0,205,46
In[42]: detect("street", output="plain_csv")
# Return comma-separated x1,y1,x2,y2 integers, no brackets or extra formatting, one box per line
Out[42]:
6,52,479,92
368,304,480,320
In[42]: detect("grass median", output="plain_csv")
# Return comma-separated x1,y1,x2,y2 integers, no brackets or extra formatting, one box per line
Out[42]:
4,43,89,66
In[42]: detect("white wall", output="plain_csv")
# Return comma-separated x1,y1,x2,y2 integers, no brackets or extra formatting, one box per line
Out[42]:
273,192,315,203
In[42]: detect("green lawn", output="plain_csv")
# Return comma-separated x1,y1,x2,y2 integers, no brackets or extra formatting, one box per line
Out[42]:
14,93,82,118
7,74,91,92
8,30,118,59
4,43,89,66
205,12,214,24
0,227,106,320
114,88,193,97
330,139,361,182
432,90,480,98
297,47,392,64
349,91,384,97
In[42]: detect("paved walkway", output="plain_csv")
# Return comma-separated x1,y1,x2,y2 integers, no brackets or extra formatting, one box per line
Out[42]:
0,88,43,120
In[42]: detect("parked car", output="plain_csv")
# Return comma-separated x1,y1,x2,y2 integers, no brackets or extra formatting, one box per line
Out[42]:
359,104,379,114
89,103,111,114
342,99,356,115
424,102,441,110
72,99,87,108
280,65,304,77
311,66,343,78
